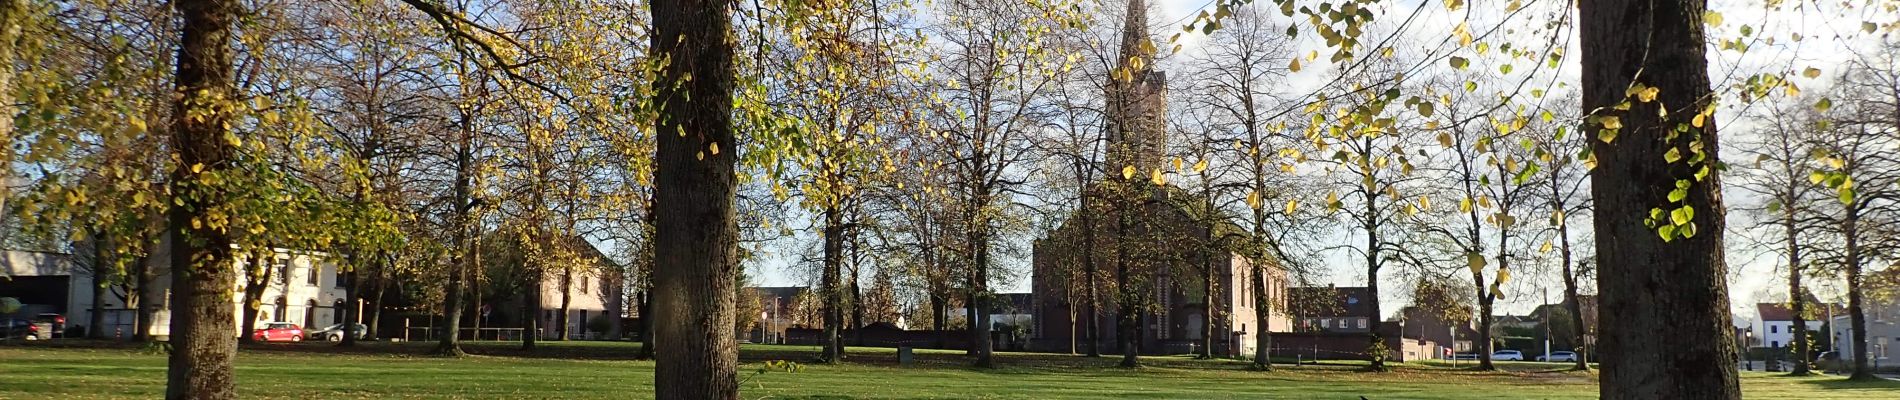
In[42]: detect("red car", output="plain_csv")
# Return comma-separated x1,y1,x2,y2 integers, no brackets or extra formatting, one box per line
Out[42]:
252,322,304,342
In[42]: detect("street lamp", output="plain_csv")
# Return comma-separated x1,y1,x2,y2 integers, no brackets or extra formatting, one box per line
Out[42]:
1745,327,1754,371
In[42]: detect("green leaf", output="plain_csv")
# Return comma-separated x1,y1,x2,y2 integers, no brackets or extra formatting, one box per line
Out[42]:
1449,56,1469,70
1668,188,1688,202
1659,225,1678,242
1670,206,1695,226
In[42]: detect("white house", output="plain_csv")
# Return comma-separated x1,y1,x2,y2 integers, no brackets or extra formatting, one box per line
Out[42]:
1757,302,1827,349
2,248,348,339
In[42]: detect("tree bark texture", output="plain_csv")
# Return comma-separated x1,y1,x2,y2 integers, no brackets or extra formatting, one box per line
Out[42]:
649,0,741,397
1581,1,1741,397
165,0,241,397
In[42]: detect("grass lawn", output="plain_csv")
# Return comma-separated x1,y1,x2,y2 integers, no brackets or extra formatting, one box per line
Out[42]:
1,341,1894,399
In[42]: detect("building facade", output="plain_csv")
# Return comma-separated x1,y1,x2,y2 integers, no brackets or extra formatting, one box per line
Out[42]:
2,248,347,339
1831,297,1898,367
1026,0,1291,357
1758,302,1828,350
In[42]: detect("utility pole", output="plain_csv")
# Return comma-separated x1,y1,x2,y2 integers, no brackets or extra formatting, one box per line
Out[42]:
1542,287,1550,362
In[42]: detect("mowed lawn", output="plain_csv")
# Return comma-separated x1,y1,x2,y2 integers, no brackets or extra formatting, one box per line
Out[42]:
1,341,1894,399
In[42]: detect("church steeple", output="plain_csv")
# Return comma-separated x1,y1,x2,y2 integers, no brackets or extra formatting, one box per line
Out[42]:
1118,0,1154,71
1106,0,1168,177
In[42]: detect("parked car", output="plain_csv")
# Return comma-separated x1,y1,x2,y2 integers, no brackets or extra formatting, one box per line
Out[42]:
308,323,368,341
251,322,305,342
33,313,65,338
1,318,47,340
1536,351,1579,362
1492,350,1525,361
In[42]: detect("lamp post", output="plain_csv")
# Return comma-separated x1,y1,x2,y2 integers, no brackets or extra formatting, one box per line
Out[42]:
1745,327,1754,371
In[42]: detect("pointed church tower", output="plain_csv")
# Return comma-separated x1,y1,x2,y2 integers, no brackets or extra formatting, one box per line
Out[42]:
1106,0,1168,176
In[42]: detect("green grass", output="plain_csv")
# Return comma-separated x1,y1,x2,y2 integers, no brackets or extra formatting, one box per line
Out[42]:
0,341,1893,399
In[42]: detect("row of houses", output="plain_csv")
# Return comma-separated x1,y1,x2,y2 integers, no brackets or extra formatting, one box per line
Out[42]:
1,243,617,342
1753,297,1900,365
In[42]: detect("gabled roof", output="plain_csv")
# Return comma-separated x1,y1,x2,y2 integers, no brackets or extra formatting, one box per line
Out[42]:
1756,302,1843,322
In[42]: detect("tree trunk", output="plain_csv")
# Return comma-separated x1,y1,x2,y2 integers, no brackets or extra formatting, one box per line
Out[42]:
650,0,741,396
1581,1,1741,397
849,232,865,347
239,250,272,344
1363,216,1385,371
369,254,392,339
1786,210,1809,375
1844,207,1873,380
89,232,112,339
438,249,466,353
523,276,541,350
1476,301,1495,370
1251,262,1272,370
1115,191,1139,368
1551,167,1589,371
1200,251,1215,360
929,292,946,349
1082,210,1102,358
165,0,240,397
1559,238,1588,371
821,206,844,363
637,290,654,359
971,199,995,368
338,266,359,347
135,232,168,342
557,267,573,341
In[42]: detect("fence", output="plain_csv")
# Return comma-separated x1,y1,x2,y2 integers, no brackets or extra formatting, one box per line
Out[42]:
404,327,545,342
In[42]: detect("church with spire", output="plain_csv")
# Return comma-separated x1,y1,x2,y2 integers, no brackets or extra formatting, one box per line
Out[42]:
1028,0,1290,356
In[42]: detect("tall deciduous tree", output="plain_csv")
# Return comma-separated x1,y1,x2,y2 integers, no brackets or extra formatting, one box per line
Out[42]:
1580,0,1740,397
649,0,740,397
166,0,241,397
1733,98,1825,376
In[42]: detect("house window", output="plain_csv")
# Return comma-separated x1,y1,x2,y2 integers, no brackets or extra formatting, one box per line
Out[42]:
1771,341,1779,348
1358,318,1368,329
276,257,291,284
1321,319,1332,328
581,277,590,295
307,264,320,286
1770,325,1778,334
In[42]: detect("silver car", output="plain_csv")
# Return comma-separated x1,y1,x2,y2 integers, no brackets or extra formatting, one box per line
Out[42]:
1536,351,1579,362
307,323,368,341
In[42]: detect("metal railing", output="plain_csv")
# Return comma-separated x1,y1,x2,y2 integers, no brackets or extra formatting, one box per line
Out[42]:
404,327,546,342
